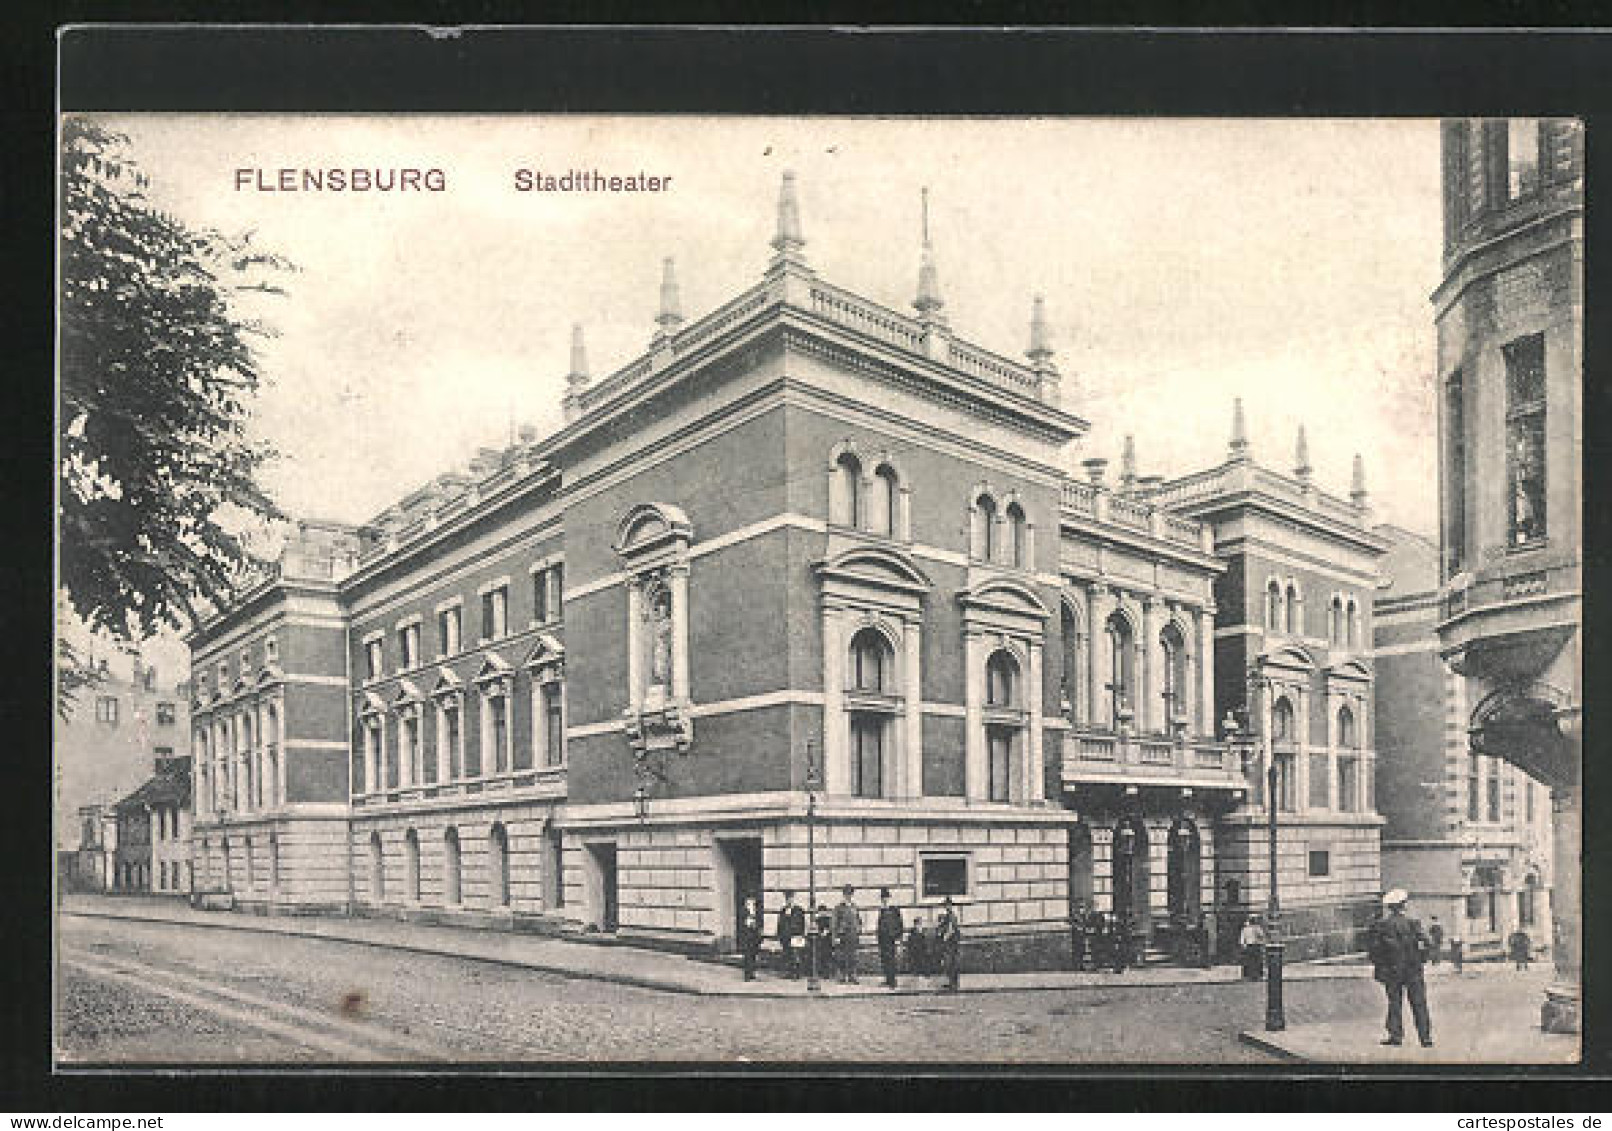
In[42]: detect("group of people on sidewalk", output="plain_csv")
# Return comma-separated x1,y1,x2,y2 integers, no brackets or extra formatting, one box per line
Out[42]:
737,885,962,990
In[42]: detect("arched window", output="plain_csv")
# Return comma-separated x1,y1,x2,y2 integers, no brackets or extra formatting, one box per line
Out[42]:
1266,581,1283,631
368,831,385,904
972,493,999,562
1329,596,1344,647
1346,599,1361,650
868,464,899,537
489,823,511,908
986,650,1019,709
1272,697,1295,743
1160,623,1189,726
832,452,862,528
1106,613,1135,727
1060,604,1081,722
1337,705,1360,812
1285,584,1299,635
849,627,891,693
404,828,421,902
443,827,462,905
1005,502,1028,568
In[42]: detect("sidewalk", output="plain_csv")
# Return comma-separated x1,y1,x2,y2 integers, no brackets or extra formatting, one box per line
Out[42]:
62,894,1373,999
1239,964,1580,1065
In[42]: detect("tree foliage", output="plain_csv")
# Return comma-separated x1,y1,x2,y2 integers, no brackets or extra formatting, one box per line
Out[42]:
59,116,292,651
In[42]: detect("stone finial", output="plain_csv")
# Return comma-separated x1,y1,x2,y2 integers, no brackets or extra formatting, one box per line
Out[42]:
1027,294,1055,369
1120,435,1138,493
567,324,589,386
913,187,946,324
656,256,684,339
769,170,806,265
1295,424,1313,482
1351,453,1368,508
562,324,589,423
1229,397,1250,461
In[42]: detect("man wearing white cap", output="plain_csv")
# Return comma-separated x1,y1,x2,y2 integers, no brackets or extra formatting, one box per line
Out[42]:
1366,889,1434,1047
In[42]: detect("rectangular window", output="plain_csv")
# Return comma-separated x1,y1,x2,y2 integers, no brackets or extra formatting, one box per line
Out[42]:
920,854,970,899
1445,369,1466,573
551,565,564,621
1308,753,1330,809
1508,118,1540,200
1526,780,1536,823
1274,752,1297,813
403,715,420,784
533,569,548,623
445,704,462,780
482,586,508,640
491,696,509,773
1337,756,1359,813
365,639,383,681
1504,334,1547,547
987,727,1012,803
851,714,884,798
1466,891,1485,921
95,696,119,724
156,702,176,726
1487,766,1502,823
543,685,565,767
266,636,279,665
1308,850,1331,878
398,624,419,670
438,606,461,656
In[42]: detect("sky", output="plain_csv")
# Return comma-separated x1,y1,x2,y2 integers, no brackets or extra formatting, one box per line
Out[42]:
83,115,1444,675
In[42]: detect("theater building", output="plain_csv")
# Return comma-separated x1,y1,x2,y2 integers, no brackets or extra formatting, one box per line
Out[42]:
1142,412,1389,960
188,173,1389,964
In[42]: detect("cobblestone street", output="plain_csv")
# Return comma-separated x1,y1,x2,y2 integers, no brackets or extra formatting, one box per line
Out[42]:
52,914,1426,1066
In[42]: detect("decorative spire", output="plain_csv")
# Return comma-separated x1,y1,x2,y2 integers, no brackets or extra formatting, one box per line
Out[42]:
913,187,945,323
1351,453,1368,508
769,170,806,266
1294,424,1312,482
1229,397,1250,461
568,324,589,385
655,256,684,340
1120,434,1138,492
562,324,589,423
1027,294,1054,369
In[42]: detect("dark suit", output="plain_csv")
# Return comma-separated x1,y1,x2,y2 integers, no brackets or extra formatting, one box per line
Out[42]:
833,900,862,983
1368,911,1433,1045
876,904,905,987
738,904,764,981
936,907,962,990
777,903,807,978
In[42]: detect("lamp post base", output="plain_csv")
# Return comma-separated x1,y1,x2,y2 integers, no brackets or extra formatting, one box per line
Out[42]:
1264,941,1286,1031
1542,981,1579,1035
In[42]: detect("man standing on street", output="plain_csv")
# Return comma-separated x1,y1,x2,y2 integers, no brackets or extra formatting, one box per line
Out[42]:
777,889,807,979
876,887,904,989
833,884,862,984
738,893,764,982
1367,888,1434,1048
1428,916,1445,965
936,896,962,991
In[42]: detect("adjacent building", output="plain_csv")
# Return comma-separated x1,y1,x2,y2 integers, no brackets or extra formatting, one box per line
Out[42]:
1374,524,1553,956
1432,118,1581,1030
111,754,194,894
187,174,1385,965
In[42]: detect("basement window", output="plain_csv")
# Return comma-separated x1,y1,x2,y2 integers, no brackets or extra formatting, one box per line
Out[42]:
920,853,970,899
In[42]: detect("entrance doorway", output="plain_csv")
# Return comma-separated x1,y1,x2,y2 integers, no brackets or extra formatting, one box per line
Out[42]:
714,836,764,951
1166,818,1202,923
1112,816,1150,938
585,842,619,932
1068,823,1094,914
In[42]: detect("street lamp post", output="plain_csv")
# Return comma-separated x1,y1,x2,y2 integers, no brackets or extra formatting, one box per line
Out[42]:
1223,667,1286,1034
804,739,822,994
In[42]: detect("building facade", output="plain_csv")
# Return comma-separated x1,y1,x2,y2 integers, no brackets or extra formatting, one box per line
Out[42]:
112,755,193,894
1144,414,1388,960
1374,524,1553,956
1432,117,1582,1030
188,174,1382,966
